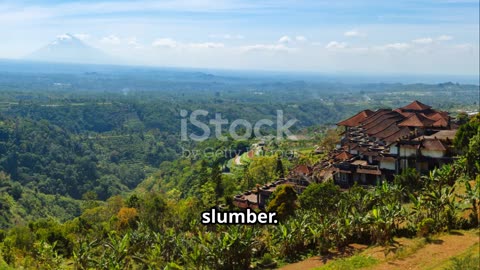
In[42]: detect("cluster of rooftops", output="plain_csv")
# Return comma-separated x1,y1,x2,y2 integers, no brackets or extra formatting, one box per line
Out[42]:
233,101,459,209
329,100,457,187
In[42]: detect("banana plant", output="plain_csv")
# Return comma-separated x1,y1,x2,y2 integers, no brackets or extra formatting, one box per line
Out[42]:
456,178,479,227
73,238,100,270
99,232,132,269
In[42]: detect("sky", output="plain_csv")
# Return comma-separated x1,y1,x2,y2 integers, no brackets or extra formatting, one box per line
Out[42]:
0,0,479,75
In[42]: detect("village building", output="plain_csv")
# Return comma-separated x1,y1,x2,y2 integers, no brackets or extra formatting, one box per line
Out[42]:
233,101,459,209
331,100,457,187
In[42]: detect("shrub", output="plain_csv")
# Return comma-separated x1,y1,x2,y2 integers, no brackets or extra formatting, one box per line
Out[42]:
417,218,435,238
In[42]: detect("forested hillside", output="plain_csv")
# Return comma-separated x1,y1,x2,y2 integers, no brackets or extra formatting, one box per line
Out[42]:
0,113,477,269
0,63,478,269
0,64,478,227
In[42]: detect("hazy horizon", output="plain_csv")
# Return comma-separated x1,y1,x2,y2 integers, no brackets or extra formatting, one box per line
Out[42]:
1,0,479,76
0,58,479,85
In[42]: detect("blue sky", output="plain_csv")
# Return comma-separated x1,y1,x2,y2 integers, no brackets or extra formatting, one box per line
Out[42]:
1,0,479,75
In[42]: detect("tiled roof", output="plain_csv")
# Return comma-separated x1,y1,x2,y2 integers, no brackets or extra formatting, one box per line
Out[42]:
292,164,312,175
371,123,401,139
425,112,448,121
421,139,447,151
398,113,436,127
337,109,374,127
334,151,353,161
359,109,392,126
432,118,449,128
383,127,411,143
399,100,432,111
394,108,414,118
422,130,457,140
352,160,368,165
362,112,402,129
365,115,405,135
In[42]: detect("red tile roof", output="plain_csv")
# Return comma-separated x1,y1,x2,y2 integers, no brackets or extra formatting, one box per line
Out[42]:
394,108,414,118
398,113,436,127
352,160,368,165
371,123,401,139
425,112,447,121
421,139,447,151
422,130,457,140
362,112,402,129
337,109,374,127
364,115,405,135
334,151,353,161
383,127,412,143
399,100,432,111
359,109,392,126
292,164,312,175
432,118,449,128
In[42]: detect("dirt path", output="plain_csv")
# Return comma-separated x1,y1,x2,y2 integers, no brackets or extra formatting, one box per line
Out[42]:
280,230,479,270
280,244,368,270
279,256,327,270
369,231,479,270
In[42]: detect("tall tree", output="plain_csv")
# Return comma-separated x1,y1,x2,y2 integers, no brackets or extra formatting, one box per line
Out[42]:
267,185,297,220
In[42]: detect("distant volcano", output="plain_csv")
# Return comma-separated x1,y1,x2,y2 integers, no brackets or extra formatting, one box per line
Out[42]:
26,34,113,64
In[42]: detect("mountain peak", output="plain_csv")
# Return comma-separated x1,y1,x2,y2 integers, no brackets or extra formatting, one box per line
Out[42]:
26,34,113,64
57,33,75,40
46,33,87,48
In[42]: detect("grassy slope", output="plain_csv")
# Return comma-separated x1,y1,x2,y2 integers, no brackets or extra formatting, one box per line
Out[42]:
280,229,479,270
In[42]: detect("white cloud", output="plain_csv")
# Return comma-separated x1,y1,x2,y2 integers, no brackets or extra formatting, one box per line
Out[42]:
241,44,293,52
209,34,244,40
187,42,224,49
56,34,73,40
73,33,90,41
127,37,143,49
380,42,411,50
152,38,178,48
278,35,292,44
295,36,307,42
152,38,223,49
412,37,433,44
100,34,121,45
344,30,366,37
325,41,347,49
437,35,453,41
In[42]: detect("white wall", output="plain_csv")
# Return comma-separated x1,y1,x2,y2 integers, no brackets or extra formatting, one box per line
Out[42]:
421,150,445,158
380,160,396,170
399,147,417,157
389,144,398,155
